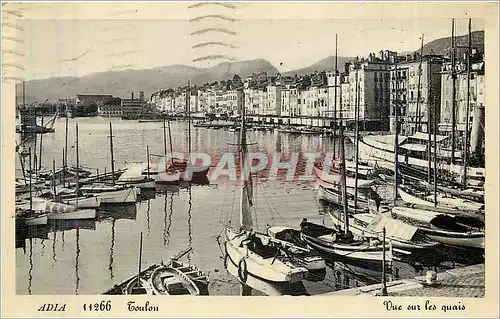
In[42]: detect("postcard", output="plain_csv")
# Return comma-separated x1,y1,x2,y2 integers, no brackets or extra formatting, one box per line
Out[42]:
1,1,499,318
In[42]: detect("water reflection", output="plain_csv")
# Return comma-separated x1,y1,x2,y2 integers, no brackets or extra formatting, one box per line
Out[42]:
52,232,57,266
109,219,115,279
28,238,33,295
187,185,193,263
146,199,151,236
75,228,80,295
99,203,137,221
163,195,168,246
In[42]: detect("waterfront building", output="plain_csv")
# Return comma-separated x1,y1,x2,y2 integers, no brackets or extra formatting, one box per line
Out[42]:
76,94,113,105
280,86,299,117
267,84,281,116
439,54,485,135
121,91,145,119
244,88,260,115
346,52,391,131
98,103,122,117
390,54,445,134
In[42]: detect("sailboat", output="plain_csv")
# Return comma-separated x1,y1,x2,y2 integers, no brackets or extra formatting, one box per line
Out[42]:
81,122,138,204
224,99,309,285
47,123,96,220
301,55,392,269
16,147,49,226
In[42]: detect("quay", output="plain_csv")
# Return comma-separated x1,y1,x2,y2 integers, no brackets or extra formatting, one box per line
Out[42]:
319,263,484,297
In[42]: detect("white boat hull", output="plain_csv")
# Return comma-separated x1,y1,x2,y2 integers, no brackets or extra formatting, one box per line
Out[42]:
314,167,374,189
301,234,390,263
25,214,48,226
356,135,485,182
225,228,308,283
98,188,137,204
48,209,96,220
399,187,483,212
62,196,101,208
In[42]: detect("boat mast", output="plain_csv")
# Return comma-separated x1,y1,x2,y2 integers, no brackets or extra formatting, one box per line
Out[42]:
39,113,44,170
239,92,253,231
163,117,168,159
354,56,360,209
109,122,115,185
28,147,32,212
333,33,338,160
394,62,400,204
462,18,472,189
167,117,174,167
52,158,57,202
136,232,143,289
339,80,349,235
187,81,192,159
75,123,80,207
64,114,68,187
433,96,438,206
451,18,457,165
146,145,150,179
416,35,424,132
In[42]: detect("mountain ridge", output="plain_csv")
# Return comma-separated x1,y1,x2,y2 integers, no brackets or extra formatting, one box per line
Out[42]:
19,30,484,103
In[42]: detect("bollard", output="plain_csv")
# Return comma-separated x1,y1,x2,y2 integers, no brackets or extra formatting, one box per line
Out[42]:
426,270,437,285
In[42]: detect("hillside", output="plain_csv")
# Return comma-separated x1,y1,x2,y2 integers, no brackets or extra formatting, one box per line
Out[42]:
18,30,484,104
283,56,355,76
415,30,484,57
18,59,279,103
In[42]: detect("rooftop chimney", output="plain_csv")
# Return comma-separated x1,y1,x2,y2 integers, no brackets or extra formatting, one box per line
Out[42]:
131,92,134,100
139,91,144,101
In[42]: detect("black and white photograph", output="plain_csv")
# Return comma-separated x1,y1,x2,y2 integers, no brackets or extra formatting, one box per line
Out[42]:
1,1,498,318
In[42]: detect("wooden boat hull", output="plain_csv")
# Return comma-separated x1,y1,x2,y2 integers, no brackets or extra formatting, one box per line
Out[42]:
98,188,137,204
25,214,48,226
150,266,200,295
126,277,154,295
316,186,369,213
423,230,484,249
48,209,96,220
313,166,374,189
356,135,485,185
300,222,391,267
225,228,308,284
266,226,326,281
390,206,484,249
62,196,101,208
398,187,483,213
328,212,439,252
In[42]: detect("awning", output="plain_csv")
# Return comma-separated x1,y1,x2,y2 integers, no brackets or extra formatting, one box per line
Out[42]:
365,214,417,241
399,143,427,152
392,206,447,224
410,132,448,143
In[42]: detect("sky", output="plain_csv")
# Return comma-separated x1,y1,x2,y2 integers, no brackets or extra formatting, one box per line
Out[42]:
2,2,487,81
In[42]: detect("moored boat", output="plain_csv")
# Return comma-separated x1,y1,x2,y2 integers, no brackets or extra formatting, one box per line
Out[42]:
300,219,392,269
266,226,326,281
47,208,96,220
389,206,484,249
81,184,137,204
61,196,101,208
398,185,484,213
224,105,309,285
150,265,200,295
316,185,371,214
24,213,49,226
313,166,375,189
328,211,439,252
355,134,485,186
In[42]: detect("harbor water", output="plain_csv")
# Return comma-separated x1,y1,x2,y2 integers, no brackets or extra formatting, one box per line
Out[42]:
15,117,483,295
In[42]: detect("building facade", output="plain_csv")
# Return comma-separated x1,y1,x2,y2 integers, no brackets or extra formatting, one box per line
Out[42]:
390,54,445,134
121,91,145,119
